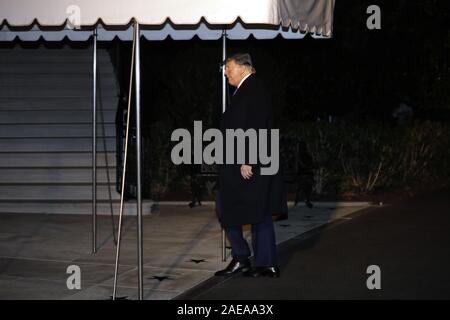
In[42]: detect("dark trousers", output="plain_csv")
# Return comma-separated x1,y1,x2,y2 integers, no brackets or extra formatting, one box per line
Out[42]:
216,191,277,267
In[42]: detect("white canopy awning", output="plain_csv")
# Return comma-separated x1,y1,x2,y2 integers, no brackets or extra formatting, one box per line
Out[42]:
0,0,335,41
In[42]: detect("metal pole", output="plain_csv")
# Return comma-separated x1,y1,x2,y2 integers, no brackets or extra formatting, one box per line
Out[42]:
222,30,227,114
92,28,98,254
134,22,144,300
221,30,227,262
112,24,136,300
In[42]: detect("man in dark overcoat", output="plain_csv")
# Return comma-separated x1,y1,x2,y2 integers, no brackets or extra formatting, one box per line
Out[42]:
215,53,285,278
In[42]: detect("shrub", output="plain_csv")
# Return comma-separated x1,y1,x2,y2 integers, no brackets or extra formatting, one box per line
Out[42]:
288,120,450,196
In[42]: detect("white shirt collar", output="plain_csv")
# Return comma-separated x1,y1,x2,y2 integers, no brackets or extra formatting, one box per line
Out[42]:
237,73,252,89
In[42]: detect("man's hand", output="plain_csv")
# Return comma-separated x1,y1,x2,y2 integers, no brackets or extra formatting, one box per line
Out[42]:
240,165,253,180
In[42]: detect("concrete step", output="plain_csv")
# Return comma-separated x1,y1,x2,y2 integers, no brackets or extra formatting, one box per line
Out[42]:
0,110,115,124
0,137,116,152
0,86,116,98
0,200,154,215
0,75,116,88
0,92,107,99
0,152,116,168
0,44,122,214
0,97,117,110
0,63,115,75
0,168,117,184
0,123,116,138
0,185,121,201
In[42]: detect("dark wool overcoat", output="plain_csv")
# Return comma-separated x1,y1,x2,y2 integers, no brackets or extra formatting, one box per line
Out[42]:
218,74,286,228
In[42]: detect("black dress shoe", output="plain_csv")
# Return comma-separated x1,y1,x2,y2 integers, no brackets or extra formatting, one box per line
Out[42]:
214,258,251,276
243,266,280,278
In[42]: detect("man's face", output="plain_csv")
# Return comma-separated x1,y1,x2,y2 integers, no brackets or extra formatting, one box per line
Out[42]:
224,60,245,87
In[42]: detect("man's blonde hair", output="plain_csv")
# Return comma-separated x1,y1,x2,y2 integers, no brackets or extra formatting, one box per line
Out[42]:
226,53,256,73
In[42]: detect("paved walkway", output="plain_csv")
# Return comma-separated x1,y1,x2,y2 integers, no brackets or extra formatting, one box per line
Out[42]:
182,188,450,300
0,202,370,299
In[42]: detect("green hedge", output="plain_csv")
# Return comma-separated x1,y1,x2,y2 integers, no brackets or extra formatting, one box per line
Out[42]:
286,120,450,195
145,120,450,199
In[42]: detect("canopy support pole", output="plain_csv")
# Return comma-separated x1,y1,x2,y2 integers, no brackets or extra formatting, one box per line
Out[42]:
92,28,98,254
221,30,227,262
112,22,137,300
222,30,227,114
134,22,144,300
